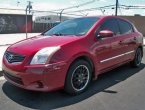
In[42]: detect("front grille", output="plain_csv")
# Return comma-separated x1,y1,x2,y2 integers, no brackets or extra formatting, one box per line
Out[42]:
4,72,23,85
5,51,25,64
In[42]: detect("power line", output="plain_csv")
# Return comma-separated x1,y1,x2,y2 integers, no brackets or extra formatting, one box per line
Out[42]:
118,2,122,15
55,0,96,22
50,0,96,12
17,1,20,6
64,5,115,13
119,5,145,9
1,4,145,17
0,7,84,16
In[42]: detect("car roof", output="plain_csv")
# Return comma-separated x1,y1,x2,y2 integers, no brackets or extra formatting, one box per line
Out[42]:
80,15,132,24
82,15,127,20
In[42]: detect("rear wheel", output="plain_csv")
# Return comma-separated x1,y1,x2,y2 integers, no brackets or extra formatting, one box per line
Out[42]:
130,48,142,67
64,60,92,95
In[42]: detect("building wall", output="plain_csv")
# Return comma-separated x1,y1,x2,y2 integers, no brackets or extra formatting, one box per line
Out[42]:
35,15,71,23
0,14,32,33
121,16,145,36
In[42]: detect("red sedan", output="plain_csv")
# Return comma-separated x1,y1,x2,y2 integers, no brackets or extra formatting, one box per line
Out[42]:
2,16,143,95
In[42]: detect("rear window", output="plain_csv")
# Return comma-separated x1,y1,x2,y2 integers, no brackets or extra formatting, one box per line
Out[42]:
118,19,133,34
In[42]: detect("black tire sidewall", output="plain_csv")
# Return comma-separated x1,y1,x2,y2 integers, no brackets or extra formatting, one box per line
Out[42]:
131,48,142,67
64,60,92,95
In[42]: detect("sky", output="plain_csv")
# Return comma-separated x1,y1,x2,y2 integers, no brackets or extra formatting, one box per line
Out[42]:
0,0,145,16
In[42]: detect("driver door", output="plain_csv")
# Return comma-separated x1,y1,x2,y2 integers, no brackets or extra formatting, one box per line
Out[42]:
95,18,124,72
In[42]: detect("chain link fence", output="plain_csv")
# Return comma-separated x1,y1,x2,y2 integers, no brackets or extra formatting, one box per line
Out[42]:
0,8,85,33
32,10,84,33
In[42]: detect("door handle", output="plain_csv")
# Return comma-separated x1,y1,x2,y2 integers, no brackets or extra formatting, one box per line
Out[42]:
119,40,123,44
134,37,137,40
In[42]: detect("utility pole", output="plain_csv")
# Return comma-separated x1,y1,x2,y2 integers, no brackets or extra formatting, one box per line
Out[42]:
115,0,118,16
25,1,32,38
59,9,64,22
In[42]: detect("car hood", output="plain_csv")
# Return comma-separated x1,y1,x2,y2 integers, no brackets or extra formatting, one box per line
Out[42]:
7,35,81,55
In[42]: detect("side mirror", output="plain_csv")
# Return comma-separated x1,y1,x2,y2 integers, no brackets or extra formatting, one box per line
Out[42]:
98,30,113,38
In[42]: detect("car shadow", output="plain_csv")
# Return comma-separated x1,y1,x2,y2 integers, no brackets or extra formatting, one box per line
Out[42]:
2,63,145,110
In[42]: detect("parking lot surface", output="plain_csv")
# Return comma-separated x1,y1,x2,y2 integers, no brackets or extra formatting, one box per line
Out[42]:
0,49,145,110
0,33,145,110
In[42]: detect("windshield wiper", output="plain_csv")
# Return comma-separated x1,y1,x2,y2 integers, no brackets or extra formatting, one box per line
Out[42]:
40,31,63,36
52,33,74,36
43,33,75,36
52,33,63,36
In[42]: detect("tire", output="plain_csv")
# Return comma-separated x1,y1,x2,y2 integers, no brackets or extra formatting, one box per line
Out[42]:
64,60,92,95
130,48,142,68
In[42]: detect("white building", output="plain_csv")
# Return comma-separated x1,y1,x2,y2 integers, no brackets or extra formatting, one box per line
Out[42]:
35,15,71,23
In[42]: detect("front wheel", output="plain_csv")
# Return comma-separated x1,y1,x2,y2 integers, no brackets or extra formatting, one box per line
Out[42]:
130,48,142,67
64,60,92,95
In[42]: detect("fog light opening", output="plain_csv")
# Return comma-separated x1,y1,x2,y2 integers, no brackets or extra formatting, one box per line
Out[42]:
36,81,43,88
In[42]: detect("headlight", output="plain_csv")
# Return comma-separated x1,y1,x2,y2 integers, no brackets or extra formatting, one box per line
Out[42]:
30,46,60,65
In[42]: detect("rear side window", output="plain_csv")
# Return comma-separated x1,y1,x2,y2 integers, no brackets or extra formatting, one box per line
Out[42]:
118,19,133,35
99,19,120,35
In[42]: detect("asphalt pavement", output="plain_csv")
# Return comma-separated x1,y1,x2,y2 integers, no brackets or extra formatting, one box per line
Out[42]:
0,33,145,110
0,48,145,110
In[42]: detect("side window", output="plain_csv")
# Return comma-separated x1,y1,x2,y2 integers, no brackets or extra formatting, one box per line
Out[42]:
118,19,133,35
99,19,120,35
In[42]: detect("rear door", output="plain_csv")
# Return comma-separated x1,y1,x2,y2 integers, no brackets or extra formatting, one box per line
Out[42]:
117,19,137,61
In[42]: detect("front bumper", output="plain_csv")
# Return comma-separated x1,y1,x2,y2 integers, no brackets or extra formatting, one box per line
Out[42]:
3,61,68,92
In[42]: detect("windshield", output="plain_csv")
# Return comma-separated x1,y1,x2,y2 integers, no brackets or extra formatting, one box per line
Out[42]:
43,17,100,36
